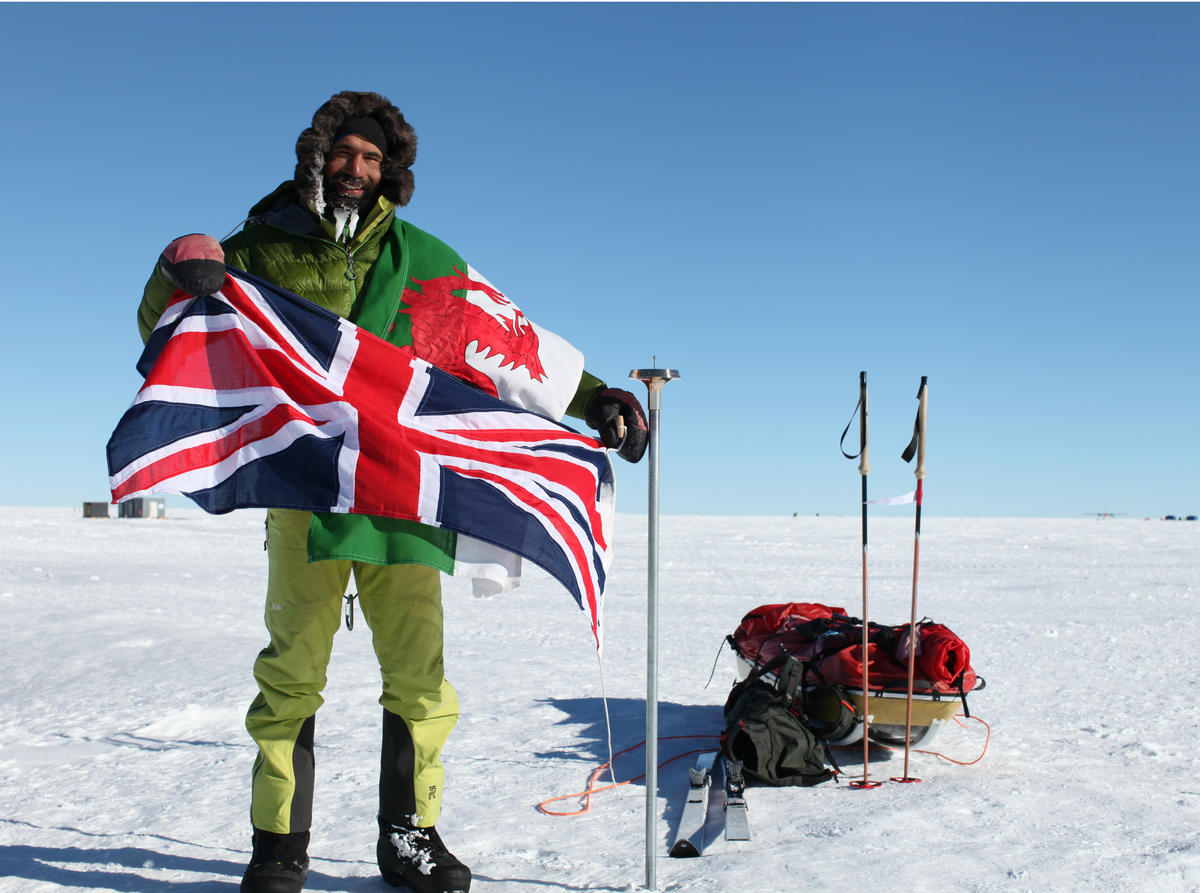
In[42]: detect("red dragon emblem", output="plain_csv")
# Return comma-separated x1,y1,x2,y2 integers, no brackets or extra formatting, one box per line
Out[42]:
397,266,545,397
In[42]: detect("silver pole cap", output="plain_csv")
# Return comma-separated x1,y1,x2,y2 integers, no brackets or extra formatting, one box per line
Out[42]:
629,368,681,383
629,369,680,410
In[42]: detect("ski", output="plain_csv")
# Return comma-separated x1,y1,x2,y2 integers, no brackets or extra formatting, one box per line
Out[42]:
669,751,718,858
723,758,751,841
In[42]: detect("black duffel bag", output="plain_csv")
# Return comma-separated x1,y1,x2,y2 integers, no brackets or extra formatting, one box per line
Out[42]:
722,656,835,787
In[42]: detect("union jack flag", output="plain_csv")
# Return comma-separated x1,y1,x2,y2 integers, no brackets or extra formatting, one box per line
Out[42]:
108,269,614,644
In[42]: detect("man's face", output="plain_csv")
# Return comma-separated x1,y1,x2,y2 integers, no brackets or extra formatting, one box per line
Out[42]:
323,133,384,212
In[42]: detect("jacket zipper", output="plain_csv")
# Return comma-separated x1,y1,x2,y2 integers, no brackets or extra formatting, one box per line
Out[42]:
259,217,374,313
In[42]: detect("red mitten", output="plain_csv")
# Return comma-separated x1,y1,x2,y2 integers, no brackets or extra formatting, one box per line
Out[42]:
159,234,226,296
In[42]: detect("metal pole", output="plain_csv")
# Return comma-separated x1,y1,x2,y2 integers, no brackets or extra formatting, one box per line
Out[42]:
630,365,680,893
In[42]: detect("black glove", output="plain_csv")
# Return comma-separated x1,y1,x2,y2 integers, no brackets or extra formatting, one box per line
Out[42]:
159,234,226,296
585,388,648,463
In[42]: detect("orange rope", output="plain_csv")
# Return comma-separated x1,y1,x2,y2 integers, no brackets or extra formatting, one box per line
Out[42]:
914,715,990,766
538,714,990,816
538,735,722,817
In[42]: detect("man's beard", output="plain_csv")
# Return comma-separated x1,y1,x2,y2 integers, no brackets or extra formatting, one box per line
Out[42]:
323,173,375,213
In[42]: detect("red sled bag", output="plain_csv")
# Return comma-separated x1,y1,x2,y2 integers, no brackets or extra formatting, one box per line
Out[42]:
912,623,973,690
729,603,980,700
731,603,849,666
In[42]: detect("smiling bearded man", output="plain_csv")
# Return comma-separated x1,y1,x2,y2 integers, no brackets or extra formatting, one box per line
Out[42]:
136,91,648,893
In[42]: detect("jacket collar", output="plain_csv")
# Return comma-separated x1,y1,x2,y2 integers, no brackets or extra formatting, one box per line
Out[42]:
248,182,396,247
314,194,396,246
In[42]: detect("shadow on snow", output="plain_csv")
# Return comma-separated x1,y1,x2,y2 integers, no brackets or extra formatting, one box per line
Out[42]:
533,696,725,772
0,841,384,892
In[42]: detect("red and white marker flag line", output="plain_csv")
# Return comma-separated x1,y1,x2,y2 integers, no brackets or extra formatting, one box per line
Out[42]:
866,490,917,505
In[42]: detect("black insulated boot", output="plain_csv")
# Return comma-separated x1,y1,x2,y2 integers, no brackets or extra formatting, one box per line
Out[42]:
377,816,471,893
240,828,310,893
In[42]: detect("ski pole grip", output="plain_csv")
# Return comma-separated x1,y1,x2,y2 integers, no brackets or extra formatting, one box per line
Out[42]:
858,372,870,476
915,380,927,480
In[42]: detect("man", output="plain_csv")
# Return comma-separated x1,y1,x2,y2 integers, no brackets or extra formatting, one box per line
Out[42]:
139,91,647,893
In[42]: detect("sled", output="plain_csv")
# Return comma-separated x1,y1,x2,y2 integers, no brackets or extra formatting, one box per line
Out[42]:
729,602,984,749
734,655,972,747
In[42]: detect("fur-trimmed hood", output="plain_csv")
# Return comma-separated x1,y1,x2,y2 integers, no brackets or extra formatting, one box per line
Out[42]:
295,91,417,211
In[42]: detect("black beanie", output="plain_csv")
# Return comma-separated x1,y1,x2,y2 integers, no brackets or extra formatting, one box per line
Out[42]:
334,116,389,155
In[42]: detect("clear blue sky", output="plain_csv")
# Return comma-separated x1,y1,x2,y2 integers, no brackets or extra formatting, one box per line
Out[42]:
1,3,1196,517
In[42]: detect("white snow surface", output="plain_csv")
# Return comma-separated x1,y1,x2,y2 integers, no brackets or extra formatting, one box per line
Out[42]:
1,507,1198,892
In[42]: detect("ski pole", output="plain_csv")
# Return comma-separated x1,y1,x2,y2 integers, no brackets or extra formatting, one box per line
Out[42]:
853,372,880,789
630,363,680,893
840,372,880,790
894,376,928,784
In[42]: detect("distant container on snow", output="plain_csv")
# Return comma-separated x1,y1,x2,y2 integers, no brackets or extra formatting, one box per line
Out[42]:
82,502,111,519
117,498,167,519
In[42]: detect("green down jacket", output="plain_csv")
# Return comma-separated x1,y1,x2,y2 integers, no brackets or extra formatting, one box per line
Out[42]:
138,182,607,567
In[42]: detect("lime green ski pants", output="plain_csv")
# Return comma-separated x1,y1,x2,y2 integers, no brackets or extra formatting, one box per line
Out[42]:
247,509,459,833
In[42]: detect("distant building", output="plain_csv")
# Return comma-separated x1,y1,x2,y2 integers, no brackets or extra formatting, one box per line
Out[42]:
83,502,110,519
117,497,167,519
